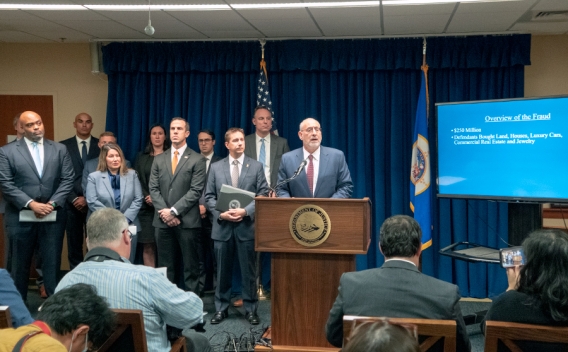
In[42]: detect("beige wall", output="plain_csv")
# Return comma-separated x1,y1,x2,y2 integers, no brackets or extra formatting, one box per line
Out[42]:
0,43,108,141
525,35,568,98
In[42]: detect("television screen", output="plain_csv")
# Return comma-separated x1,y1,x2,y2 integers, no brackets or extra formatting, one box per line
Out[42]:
436,95,568,202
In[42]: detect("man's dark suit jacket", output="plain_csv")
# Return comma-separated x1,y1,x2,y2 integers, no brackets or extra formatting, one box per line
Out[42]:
149,147,206,229
199,153,222,223
59,136,99,203
325,260,471,351
244,133,289,187
0,138,74,226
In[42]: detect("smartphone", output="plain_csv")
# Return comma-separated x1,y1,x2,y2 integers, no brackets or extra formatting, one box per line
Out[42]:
499,246,526,268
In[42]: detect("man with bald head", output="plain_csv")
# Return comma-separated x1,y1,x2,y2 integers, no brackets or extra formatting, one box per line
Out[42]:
277,118,353,198
0,111,74,300
60,113,100,269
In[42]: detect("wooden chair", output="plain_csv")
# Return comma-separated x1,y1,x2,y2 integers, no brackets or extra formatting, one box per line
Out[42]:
484,320,568,352
0,306,13,329
343,315,457,352
97,309,186,352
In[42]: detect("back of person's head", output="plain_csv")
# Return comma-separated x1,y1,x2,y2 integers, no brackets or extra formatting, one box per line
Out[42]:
87,208,128,249
518,229,568,321
38,283,115,349
379,215,421,258
344,320,420,352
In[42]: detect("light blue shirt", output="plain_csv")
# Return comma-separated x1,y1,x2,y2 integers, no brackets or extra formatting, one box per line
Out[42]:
56,257,203,352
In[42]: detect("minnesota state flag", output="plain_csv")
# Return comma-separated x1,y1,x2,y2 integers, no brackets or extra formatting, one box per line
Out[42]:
410,66,432,250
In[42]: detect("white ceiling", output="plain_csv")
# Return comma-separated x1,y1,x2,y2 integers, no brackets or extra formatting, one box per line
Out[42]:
0,0,567,43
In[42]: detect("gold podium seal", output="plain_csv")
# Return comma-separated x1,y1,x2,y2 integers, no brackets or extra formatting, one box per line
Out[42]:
289,204,331,247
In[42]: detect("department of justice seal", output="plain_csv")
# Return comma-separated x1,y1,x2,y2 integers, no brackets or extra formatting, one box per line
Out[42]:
229,200,241,209
289,204,331,247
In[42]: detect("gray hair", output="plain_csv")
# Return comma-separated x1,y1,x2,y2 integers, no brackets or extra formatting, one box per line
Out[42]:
87,208,128,249
299,117,320,131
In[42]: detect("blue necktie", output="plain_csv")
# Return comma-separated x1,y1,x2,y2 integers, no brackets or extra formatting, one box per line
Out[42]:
81,141,87,164
259,138,266,168
32,142,43,177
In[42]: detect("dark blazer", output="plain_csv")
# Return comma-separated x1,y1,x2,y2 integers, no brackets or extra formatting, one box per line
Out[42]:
325,260,471,351
149,147,206,229
198,153,222,222
60,136,99,203
205,155,269,241
85,169,143,230
244,133,289,187
277,146,353,198
0,138,74,227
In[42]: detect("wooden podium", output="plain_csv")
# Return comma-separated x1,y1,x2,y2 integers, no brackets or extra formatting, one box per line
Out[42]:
255,197,371,351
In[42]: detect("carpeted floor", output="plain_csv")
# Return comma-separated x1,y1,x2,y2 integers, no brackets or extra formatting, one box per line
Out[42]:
27,286,490,351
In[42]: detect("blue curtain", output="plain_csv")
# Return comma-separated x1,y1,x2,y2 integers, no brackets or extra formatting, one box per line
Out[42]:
103,35,530,298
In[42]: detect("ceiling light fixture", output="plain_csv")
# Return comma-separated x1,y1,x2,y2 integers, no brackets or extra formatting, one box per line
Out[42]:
84,4,230,11
0,4,86,10
144,0,155,36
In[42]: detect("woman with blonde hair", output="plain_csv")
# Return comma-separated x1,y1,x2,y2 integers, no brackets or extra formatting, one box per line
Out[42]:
86,143,142,262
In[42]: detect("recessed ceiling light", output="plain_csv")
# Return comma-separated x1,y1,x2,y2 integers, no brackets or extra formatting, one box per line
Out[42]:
0,4,86,10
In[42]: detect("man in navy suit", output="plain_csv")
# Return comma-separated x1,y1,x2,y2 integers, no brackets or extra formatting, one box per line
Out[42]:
60,112,100,269
277,118,353,198
205,128,269,325
0,111,74,301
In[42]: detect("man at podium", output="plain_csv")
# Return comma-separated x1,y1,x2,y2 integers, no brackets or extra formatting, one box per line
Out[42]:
276,118,353,198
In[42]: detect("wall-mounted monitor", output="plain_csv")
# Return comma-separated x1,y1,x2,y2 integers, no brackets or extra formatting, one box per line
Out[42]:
436,95,568,203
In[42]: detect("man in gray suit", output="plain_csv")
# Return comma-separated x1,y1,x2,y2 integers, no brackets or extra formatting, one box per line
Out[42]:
325,215,471,351
149,118,206,293
277,118,353,198
0,111,74,300
205,128,269,325
244,106,289,189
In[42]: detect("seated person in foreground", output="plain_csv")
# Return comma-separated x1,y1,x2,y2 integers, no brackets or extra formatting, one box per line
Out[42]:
56,208,212,352
483,229,568,352
343,320,420,352
325,215,471,351
0,283,114,352
0,268,33,328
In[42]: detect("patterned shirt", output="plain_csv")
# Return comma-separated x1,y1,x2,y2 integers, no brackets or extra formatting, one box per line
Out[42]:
56,251,203,352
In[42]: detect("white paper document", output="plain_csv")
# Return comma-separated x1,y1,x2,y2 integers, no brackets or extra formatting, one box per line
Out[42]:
19,210,57,222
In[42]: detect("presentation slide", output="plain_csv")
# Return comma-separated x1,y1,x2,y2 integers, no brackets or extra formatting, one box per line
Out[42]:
437,96,568,201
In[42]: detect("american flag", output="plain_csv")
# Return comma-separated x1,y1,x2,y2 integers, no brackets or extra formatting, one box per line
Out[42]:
257,63,278,135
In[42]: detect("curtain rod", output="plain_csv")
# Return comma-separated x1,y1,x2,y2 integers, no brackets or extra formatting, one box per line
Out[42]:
90,31,528,43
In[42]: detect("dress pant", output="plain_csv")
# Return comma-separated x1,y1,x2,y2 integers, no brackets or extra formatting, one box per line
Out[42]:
7,220,65,301
156,226,200,293
197,217,216,296
214,236,258,313
65,203,87,270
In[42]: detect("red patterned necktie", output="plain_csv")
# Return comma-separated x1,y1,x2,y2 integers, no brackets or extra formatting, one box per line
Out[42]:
307,154,314,196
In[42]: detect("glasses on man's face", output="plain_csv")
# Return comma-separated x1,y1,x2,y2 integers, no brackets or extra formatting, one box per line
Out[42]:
302,127,321,133
123,228,132,240
198,139,213,143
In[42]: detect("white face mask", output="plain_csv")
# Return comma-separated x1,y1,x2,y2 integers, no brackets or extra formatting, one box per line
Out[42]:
69,331,88,352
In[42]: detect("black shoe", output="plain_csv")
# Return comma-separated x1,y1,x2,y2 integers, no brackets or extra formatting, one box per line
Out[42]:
211,310,228,324
245,312,260,325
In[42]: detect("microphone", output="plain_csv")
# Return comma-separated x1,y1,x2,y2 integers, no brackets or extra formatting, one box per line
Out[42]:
271,159,308,194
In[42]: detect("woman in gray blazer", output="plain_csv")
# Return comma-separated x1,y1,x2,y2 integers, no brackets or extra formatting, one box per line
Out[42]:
86,143,143,263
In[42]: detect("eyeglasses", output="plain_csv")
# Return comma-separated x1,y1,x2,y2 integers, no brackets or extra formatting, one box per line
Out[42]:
123,228,132,240
198,138,213,143
302,127,321,133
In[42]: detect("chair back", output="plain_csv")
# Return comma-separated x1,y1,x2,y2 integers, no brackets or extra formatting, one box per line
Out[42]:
0,306,12,328
343,315,456,352
484,320,568,352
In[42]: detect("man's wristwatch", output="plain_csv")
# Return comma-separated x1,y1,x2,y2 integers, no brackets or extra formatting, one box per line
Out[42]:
170,209,176,217
50,201,57,208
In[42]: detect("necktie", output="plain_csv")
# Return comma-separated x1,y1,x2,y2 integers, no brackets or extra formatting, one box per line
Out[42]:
307,154,314,196
32,142,43,177
259,138,266,168
81,141,87,164
172,150,179,174
232,160,239,188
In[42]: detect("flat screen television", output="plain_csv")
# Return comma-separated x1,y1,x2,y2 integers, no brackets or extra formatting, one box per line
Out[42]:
436,95,568,203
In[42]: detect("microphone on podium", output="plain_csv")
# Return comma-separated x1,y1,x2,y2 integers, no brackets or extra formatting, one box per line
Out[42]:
271,159,308,194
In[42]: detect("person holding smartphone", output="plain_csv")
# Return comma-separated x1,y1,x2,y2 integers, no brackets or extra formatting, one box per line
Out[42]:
483,229,568,351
